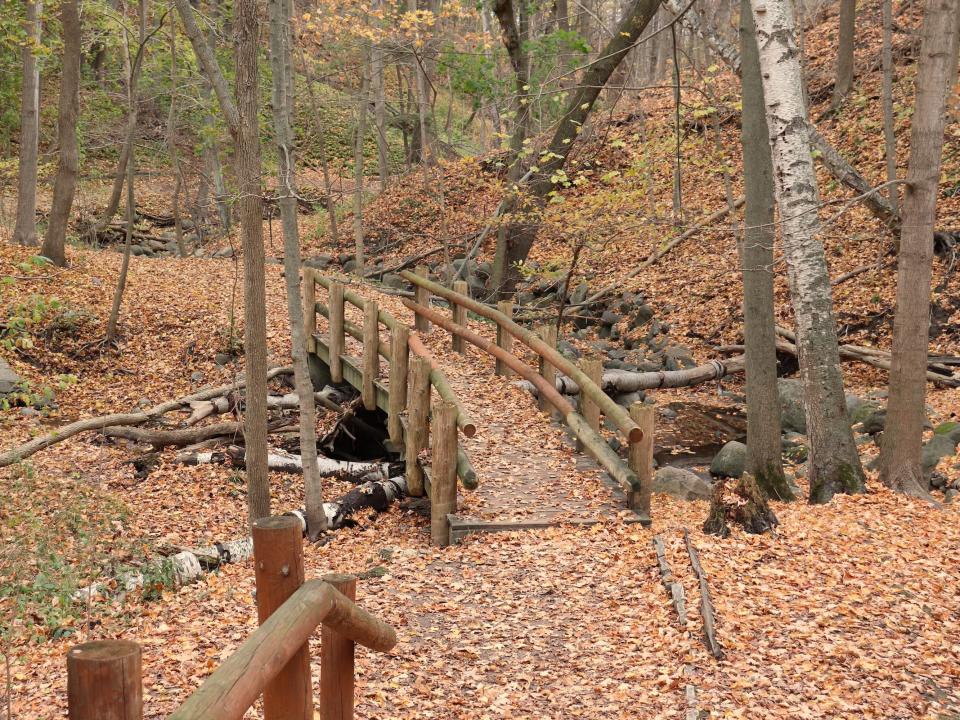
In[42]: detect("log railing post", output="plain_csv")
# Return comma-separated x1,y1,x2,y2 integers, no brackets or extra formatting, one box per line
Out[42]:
387,324,409,445
405,355,431,496
578,357,603,452
628,402,655,525
67,640,143,720
362,300,379,411
413,265,430,333
430,400,458,547
303,269,317,353
451,281,468,353
320,573,357,720
252,515,311,720
538,325,558,414
329,282,345,384
495,300,513,376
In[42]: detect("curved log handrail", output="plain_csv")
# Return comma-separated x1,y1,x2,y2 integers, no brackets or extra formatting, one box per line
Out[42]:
170,579,396,720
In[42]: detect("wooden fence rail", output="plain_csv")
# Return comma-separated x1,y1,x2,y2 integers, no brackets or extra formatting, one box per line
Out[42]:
67,516,397,720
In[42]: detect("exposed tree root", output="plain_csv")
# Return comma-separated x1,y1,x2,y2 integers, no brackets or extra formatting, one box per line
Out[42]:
703,473,778,538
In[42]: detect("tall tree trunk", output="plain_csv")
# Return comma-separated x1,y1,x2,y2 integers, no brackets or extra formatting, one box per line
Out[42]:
879,0,960,496
750,0,865,503
12,0,43,247
371,1,390,192
166,18,185,257
269,0,327,537
831,0,857,108
106,0,148,344
175,0,271,525
41,0,81,266
353,58,370,271
881,0,900,215
493,0,663,296
739,0,789,500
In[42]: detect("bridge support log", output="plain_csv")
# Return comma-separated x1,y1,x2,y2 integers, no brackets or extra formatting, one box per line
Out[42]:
431,401,458,546
538,325,558,415
452,281,468,353
628,403,654,525
577,358,602,453
413,265,430,332
328,282,345,384
387,324,409,445
405,356,431,497
67,640,143,720
495,300,514,376
362,300,379,411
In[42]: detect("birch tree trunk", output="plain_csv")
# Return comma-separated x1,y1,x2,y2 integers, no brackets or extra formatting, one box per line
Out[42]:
41,0,80,266
879,0,960,496
739,0,790,500
12,0,42,247
750,0,865,503
269,0,327,537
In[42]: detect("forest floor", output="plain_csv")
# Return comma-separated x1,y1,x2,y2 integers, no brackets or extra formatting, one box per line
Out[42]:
2,0,960,713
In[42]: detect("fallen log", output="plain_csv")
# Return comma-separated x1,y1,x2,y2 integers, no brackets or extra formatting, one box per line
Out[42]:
683,528,724,660
518,356,746,397
0,366,293,467
185,387,349,426
101,421,248,448
76,475,407,601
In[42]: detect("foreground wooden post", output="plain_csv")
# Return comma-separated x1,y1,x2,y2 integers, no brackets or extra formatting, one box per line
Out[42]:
430,400,458,547
252,516,311,720
329,282,345,383
387,324,409,445
578,358,603,452
451,281,468,353
405,356,431,496
67,640,142,720
538,325,558,414
362,300,379,411
320,574,357,720
413,265,430,333
495,300,514,376
303,269,317,353
628,402,655,525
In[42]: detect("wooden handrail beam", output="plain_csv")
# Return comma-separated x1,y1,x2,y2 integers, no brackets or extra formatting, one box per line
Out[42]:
170,580,396,720
400,271,642,444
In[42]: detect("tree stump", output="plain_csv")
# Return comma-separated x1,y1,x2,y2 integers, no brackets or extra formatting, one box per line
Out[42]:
703,472,778,538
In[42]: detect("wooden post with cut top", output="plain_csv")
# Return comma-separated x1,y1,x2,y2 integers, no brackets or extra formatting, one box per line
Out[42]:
405,355,431,496
495,300,514,376
430,400,458,547
320,573,357,720
628,402,654,525
252,515,311,719
451,281,468,353
413,265,430,332
303,268,317,353
67,640,143,720
538,325,558,413
362,300,379,410
578,357,603,452
387,324,409,445
328,281,345,383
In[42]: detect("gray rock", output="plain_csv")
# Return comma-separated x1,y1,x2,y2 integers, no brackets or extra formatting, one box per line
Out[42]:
608,349,629,361
557,339,580,360
516,291,534,307
130,245,146,256
382,273,405,289
19,407,39,418
342,258,359,274
569,282,589,305
921,430,960,477
190,371,205,382
476,261,493,278
214,353,232,367
303,253,333,270
663,344,696,371
654,466,713,501
778,378,863,434
614,391,644,408
630,304,654,328
945,488,957,504
851,402,886,434
0,358,21,395
659,407,678,420
710,440,747,479
600,310,622,326
213,246,234,259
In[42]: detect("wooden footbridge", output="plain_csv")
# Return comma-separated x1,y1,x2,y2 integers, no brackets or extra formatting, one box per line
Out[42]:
304,267,655,545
